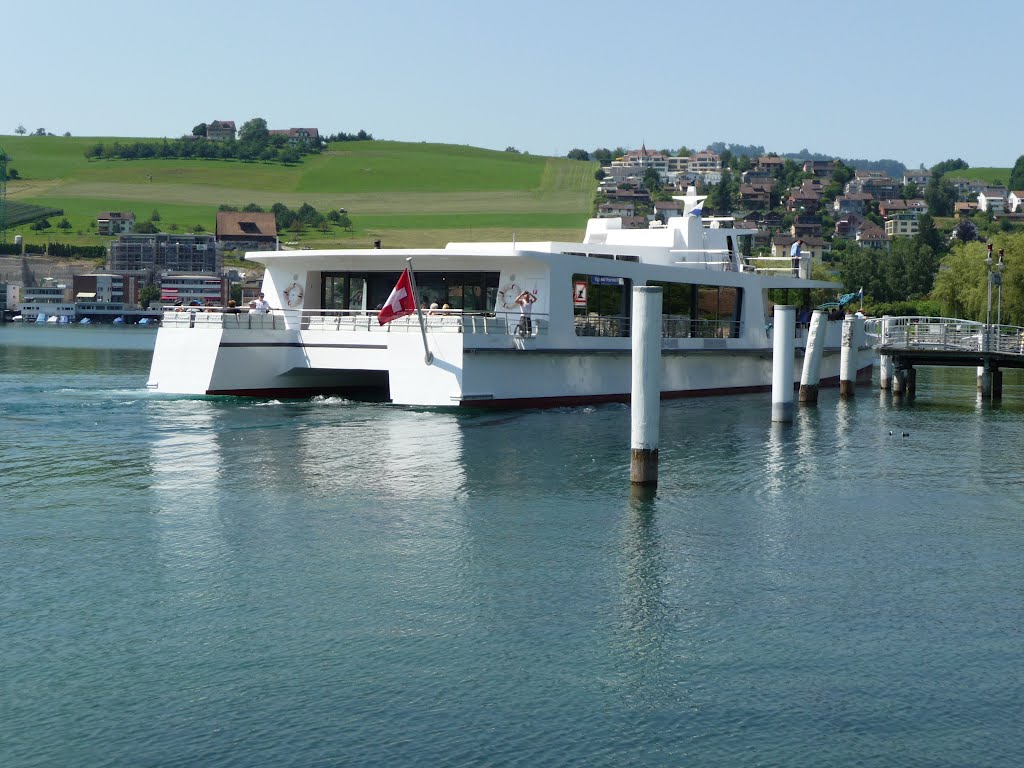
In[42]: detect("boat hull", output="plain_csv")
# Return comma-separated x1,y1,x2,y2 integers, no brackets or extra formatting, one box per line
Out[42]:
147,323,874,407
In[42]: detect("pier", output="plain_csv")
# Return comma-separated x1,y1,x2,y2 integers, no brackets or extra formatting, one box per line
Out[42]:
876,315,1024,399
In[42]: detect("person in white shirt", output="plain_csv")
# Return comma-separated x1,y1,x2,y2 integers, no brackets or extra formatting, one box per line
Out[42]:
253,293,271,313
515,290,536,336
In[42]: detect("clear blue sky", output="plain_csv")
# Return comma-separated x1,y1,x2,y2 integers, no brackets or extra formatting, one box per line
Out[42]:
6,0,1023,168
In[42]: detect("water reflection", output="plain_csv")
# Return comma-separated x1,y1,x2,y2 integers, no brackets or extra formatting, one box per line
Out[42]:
147,400,227,574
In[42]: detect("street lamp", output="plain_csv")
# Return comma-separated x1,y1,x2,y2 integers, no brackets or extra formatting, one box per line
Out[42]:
996,248,1005,326
985,243,993,327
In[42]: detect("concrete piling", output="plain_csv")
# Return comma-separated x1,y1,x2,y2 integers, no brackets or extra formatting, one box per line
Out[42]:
771,305,796,422
630,286,662,486
799,310,826,404
839,317,858,398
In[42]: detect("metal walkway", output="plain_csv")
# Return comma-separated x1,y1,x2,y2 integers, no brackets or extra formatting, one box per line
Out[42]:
870,316,1024,398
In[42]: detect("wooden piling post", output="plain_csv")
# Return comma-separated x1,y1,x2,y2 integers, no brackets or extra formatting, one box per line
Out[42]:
771,305,796,422
630,286,663,486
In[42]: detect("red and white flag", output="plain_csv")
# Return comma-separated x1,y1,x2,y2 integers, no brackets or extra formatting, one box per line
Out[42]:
377,268,417,325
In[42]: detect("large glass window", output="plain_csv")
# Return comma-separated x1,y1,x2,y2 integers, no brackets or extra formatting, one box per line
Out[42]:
573,273,631,336
322,271,498,312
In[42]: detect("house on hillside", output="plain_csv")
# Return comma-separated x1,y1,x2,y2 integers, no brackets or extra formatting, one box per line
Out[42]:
903,169,932,188
97,211,136,236
885,211,921,239
802,160,835,179
1009,191,1024,213
216,211,278,251
833,193,872,216
755,156,784,174
653,201,683,222
855,223,890,250
269,128,320,146
978,187,1008,214
206,120,237,141
739,183,772,209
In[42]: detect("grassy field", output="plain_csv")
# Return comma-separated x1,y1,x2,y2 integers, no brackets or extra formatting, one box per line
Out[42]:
2,136,598,248
947,167,1014,186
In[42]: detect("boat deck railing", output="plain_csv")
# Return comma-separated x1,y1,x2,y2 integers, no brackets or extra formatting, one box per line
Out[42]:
161,308,550,338
161,307,745,341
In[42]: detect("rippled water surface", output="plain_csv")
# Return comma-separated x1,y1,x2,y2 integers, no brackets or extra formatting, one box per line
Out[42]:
2,333,1022,767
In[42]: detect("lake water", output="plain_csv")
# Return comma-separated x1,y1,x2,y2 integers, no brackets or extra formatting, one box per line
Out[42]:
2,331,1022,767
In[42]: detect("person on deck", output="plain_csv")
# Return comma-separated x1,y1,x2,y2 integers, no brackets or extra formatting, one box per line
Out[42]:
515,290,536,337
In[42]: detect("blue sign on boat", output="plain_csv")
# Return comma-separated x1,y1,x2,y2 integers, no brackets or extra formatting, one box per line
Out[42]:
590,275,624,286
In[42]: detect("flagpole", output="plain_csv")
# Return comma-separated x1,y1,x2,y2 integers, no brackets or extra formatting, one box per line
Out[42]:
405,257,433,365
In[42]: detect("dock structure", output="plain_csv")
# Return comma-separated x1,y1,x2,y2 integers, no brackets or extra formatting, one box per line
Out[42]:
876,316,1024,399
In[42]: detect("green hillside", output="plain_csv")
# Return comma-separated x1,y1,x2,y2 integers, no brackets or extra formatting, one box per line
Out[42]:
946,167,1013,186
2,136,598,248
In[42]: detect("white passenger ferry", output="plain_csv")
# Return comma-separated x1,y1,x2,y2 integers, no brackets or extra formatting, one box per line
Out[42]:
147,193,873,407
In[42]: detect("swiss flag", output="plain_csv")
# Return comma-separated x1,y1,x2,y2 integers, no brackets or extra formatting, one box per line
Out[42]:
377,268,417,325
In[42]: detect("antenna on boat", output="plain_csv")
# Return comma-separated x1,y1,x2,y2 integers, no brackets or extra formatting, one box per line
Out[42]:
512,232,516,253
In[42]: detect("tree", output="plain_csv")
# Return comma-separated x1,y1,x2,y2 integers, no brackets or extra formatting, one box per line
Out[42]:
594,168,606,181
192,122,208,137
900,182,919,199
915,214,943,255
34,128,46,136
193,224,206,233
139,283,161,309
297,202,320,225
642,167,662,194
243,203,264,212
930,158,969,177
63,131,71,138
504,146,521,153
150,209,161,222
238,117,269,145
566,148,590,161
592,148,612,165
30,218,52,230
134,220,158,234
832,160,855,186
57,218,72,230
1009,154,1024,193
952,218,979,242
15,124,26,135
925,176,956,217
338,213,353,231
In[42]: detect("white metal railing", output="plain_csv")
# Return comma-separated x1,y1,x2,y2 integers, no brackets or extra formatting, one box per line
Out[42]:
879,316,1024,356
160,307,549,337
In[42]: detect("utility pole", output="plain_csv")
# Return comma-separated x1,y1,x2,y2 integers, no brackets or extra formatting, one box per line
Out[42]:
0,146,7,244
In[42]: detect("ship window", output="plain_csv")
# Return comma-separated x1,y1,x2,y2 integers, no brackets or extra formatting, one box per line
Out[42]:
572,273,631,336
321,271,498,312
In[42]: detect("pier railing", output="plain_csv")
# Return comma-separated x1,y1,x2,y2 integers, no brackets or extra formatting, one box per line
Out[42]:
877,316,1024,356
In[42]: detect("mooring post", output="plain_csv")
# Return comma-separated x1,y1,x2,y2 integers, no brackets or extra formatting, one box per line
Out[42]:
799,309,826,404
771,305,796,422
839,316,858,398
906,366,917,396
630,286,663,486
879,316,893,390
992,368,1003,400
978,366,990,395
